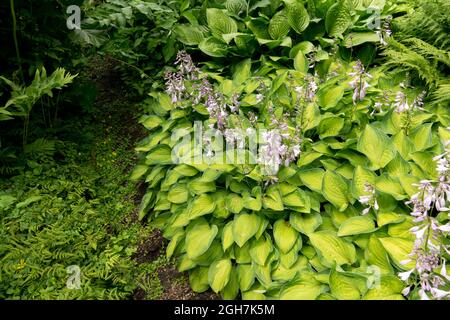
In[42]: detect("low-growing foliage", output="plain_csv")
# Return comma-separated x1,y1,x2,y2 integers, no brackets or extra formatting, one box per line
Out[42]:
133,0,450,300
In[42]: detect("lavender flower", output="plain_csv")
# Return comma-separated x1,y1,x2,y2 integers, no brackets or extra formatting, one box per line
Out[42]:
358,183,379,215
394,91,410,113
349,60,372,104
400,140,450,299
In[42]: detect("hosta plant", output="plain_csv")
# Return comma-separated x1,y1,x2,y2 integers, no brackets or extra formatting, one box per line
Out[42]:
132,47,449,299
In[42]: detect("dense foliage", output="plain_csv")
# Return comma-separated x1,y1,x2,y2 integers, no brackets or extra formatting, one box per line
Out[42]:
1,0,449,300
133,0,450,300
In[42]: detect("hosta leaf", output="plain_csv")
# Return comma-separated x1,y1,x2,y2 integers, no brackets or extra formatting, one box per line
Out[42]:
199,37,228,57
318,85,345,109
294,50,308,74
351,166,376,199
392,130,415,160
279,280,324,299
233,213,261,247
325,0,351,37
365,235,393,274
290,212,323,235
344,32,380,47
298,169,324,193
167,184,188,204
330,269,361,300
318,116,344,138
226,193,244,214
222,268,239,300
309,231,356,266
130,165,149,181
206,8,237,40
145,145,173,165
222,222,234,251
237,264,255,291
410,123,434,151
185,219,218,259
268,11,291,40
188,179,216,195
273,219,299,253
357,124,396,170
378,237,414,270
174,24,207,45
284,0,310,34
166,231,184,259
188,194,216,219
249,235,273,265
337,216,376,236
362,275,405,300
225,0,247,15
189,267,209,293
208,259,232,293
322,171,349,211
377,212,405,227
375,175,406,200
262,185,284,211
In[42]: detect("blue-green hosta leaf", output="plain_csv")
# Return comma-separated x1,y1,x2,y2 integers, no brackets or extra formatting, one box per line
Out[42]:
199,37,228,57
378,237,414,270
337,216,376,236
273,219,299,253
268,11,291,40
284,0,310,34
233,213,261,247
325,0,352,37
309,231,357,266
189,267,210,293
322,170,350,211
357,124,396,170
208,259,232,293
206,8,237,40
185,219,218,259
290,212,323,235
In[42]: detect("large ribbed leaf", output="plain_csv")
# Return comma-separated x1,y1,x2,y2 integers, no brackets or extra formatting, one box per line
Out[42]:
268,11,291,40
199,37,228,57
284,0,310,34
357,124,396,170
207,8,237,40
322,171,350,211
325,0,351,37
